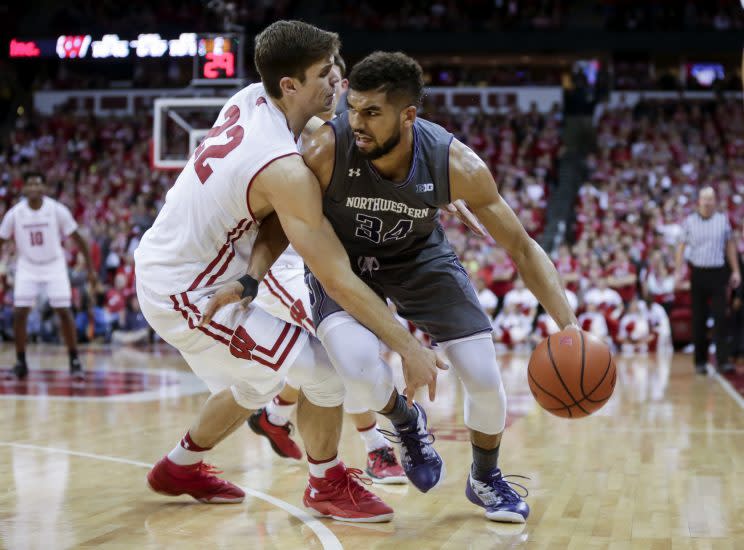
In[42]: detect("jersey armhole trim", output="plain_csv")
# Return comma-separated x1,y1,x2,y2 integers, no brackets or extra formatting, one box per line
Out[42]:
324,121,340,198
245,152,302,222
445,134,454,205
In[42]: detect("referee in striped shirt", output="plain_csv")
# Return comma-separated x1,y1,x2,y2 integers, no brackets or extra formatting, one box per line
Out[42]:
675,187,741,375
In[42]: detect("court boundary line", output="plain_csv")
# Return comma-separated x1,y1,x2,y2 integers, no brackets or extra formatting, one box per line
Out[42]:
0,441,343,550
711,371,744,411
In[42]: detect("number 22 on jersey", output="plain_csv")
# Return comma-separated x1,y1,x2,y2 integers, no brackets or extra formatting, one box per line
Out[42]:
192,105,244,184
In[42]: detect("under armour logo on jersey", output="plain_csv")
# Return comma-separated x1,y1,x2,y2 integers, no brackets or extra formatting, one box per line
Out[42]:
348,168,361,177
309,487,318,498
416,183,434,193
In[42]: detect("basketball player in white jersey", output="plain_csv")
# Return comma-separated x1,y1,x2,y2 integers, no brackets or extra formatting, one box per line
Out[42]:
135,21,443,522
0,172,97,380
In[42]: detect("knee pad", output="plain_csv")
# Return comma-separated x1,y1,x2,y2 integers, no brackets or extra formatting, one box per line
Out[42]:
318,312,394,412
286,336,345,408
441,333,506,434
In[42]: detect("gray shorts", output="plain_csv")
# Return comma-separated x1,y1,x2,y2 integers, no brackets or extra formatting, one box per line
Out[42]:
305,252,492,344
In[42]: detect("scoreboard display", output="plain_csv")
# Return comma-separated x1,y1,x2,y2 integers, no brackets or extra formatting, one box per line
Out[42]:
193,35,242,84
9,32,244,85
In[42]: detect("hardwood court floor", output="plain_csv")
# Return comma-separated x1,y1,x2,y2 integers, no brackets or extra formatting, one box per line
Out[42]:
0,343,742,550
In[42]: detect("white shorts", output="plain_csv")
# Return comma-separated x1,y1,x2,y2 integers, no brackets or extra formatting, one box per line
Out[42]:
14,266,72,308
254,265,315,335
137,279,312,409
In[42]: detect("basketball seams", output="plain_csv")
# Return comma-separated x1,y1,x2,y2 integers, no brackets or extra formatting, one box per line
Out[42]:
527,368,573,417
541,381,615,410
581,347,615,403
546,336,590,416
529,329,616,418
579,330,587,396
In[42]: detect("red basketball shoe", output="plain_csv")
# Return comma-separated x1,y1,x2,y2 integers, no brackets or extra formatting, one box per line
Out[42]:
147,456,245,503
366,447,407,484
248,408,302,460
303,462,394,522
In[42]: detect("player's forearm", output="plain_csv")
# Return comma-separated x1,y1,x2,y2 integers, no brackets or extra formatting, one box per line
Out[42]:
512,239,577,329
247,214,289,281
288,217,421,358
73,235,95,272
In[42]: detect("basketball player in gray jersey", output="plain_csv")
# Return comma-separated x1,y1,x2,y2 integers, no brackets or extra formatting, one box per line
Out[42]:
297,52,578,523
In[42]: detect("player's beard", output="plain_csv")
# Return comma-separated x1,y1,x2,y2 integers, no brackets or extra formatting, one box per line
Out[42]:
355,126,401,160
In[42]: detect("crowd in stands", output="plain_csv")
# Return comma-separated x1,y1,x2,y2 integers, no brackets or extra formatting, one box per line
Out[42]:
0,107,159,345
0,99,557,347
1,93,743,363
445,96,744,360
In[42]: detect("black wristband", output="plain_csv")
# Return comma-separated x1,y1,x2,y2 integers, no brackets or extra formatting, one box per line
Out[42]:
237,274,259,300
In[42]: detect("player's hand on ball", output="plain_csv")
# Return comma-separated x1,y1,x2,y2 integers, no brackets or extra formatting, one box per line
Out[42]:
199,281,252,327
401,347,449,405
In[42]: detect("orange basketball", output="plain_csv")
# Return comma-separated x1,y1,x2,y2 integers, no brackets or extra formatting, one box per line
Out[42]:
527,327,616,418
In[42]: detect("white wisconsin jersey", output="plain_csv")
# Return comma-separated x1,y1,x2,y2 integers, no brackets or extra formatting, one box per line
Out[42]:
584,287,622,308
0,197,77,268
135,83,301,295
503,288,538,312
619,312,650,340
273,245,303,269
647,302,671,337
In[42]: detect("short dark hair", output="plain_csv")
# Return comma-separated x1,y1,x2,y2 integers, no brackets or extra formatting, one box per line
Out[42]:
23,171,45,184
333,53,346,77
348,51,424,107
254,20,340,99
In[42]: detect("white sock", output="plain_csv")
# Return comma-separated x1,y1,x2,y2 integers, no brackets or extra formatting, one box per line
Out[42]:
357,423,389,452
266,397,295,426
167,433,209,466
308,457,339,478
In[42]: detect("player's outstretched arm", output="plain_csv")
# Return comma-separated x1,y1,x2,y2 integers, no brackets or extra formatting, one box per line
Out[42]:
448,138,577,330
256,154,447,403
69,230,97,286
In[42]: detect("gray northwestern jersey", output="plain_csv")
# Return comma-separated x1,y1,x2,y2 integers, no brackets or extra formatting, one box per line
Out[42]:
305,112,492,343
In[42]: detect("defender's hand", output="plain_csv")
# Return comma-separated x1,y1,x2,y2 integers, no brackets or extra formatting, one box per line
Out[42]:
401,347,449,406
199,281,252,327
